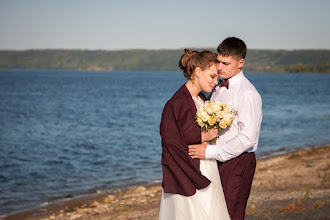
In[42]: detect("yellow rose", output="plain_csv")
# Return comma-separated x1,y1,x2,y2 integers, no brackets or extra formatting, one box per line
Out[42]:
219,120,228,129
208,117,217,125
225,119,233,126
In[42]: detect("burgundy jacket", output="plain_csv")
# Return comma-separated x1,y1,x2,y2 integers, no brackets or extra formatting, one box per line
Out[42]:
160,84,211,196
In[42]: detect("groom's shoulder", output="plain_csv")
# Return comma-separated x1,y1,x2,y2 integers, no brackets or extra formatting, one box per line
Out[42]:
239,77,259,94
235,77,262,104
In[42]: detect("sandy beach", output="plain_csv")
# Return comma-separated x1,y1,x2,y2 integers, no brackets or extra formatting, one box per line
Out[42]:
3,144,330,220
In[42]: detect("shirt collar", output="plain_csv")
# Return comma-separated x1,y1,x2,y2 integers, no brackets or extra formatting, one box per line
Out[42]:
227,70,244,88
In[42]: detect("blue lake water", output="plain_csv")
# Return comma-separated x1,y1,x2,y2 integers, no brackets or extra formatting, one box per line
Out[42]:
0,70,329,215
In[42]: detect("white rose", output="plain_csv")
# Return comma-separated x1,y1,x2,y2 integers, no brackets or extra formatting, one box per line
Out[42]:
217,111,226,119
200,111,210,122
211,104,221,112
227,112,234,119
223,106,231,114
205,105,214,115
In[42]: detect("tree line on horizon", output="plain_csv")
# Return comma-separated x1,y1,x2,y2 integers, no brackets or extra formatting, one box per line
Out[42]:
0,49,329,73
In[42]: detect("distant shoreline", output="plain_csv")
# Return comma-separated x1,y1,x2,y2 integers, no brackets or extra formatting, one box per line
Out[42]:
3,144,329,220
0,68,329,74
1,49,329,73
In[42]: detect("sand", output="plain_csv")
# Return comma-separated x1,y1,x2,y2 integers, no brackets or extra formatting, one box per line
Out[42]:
3,144,330,220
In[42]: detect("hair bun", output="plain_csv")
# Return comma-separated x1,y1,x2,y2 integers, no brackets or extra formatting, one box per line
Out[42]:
178,49,216,80
179,49,198,70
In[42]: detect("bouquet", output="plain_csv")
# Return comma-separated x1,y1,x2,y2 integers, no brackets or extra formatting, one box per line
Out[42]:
195,100,236,143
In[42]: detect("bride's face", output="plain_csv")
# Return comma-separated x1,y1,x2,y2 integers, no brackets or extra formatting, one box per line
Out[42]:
197,64,218,93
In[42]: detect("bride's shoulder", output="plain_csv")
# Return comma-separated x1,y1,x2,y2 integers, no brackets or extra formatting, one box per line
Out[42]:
166,95,185,108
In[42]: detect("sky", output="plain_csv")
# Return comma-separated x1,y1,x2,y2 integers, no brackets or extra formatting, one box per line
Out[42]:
1,0,330,51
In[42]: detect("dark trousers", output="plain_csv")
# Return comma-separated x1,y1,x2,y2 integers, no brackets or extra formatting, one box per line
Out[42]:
218,152,256,220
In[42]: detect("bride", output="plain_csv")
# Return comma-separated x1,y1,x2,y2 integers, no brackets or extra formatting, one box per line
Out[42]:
159,49,230,220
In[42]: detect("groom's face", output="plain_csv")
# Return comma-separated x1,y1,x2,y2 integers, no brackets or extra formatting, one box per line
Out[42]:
216,54,244,80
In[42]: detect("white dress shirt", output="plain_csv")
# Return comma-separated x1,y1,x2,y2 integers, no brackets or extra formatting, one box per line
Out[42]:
205,71,262,162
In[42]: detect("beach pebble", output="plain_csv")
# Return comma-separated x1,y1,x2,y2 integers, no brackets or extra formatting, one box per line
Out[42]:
104,197,112,203
69,214,82,219
136,186,146,192
107,195,116,199
76,208,86,213
89,201,100,207
104,195,116,203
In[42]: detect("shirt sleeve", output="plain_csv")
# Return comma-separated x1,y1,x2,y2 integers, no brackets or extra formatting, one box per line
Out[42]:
205,91,262,162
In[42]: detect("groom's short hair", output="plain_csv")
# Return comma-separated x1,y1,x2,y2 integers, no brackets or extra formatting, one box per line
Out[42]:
217,37,247,60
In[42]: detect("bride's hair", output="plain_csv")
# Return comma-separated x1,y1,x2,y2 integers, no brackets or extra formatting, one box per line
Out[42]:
179,49,217,80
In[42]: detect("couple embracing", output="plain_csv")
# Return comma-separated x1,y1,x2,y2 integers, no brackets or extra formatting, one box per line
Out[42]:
159,37,263,220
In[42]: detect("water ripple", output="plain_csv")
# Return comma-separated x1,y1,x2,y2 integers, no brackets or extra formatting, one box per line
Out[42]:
0,70,329,215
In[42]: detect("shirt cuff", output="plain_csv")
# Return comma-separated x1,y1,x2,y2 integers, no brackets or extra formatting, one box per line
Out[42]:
205,144,217,159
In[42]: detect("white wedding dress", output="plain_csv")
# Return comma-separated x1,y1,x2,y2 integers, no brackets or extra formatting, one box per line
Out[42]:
159,96,230,220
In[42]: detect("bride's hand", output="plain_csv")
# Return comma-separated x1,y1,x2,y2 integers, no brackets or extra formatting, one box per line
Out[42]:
201,127,219,142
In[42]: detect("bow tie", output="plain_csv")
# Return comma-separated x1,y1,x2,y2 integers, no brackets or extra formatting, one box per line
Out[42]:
219,79,229,89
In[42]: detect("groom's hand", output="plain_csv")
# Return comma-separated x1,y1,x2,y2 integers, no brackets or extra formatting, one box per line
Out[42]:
188,142,207,159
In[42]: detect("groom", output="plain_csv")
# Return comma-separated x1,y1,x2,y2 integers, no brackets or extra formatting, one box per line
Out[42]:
189,37,262,220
